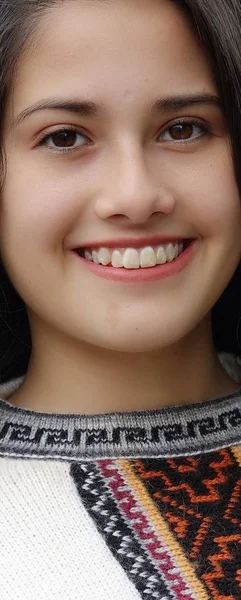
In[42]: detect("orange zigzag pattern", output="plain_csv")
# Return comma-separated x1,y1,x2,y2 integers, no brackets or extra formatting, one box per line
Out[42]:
203,534,241,600
134,450,234,503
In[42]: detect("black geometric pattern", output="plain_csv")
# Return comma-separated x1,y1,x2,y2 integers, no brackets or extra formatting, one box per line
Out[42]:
70,461,172,599
132,450,241,599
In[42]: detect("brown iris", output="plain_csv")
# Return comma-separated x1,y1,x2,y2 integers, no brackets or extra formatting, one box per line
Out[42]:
51,130,77,147
169,123,193,140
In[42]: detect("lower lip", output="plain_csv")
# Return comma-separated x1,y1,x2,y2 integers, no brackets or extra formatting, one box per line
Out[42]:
73,241,196,283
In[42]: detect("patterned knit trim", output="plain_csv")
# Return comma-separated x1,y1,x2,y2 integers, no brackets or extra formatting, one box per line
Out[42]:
0,383,241,459
70,450,241,598
116,459,209,600
129,449,241,599
70,460,173,599
100,459,204,599
71,458,208,599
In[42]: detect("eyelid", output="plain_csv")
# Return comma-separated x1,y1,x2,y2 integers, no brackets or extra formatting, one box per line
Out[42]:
159,115,211,130
157,117,211,140
35,117,211,153
36,125,93,147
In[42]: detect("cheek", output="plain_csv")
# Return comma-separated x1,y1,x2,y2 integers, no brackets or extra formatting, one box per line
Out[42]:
0,171,87,254
176,154,241,238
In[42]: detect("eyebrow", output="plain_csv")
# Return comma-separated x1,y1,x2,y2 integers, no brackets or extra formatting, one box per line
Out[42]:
11,98,105,129
152,93,221,114
11,93,221,129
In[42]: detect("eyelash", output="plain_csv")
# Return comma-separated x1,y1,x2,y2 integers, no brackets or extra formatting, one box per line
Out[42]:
158,118,211,144
36,118,211,154
37,127,92,153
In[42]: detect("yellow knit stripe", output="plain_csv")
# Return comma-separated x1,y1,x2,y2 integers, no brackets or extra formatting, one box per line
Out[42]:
117,459,209,600
231,445,241,466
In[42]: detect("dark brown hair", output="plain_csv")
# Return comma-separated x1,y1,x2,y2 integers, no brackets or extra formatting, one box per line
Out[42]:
0,0,241,381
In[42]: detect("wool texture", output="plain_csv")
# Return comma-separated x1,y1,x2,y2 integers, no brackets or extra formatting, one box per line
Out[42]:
1,352,241,599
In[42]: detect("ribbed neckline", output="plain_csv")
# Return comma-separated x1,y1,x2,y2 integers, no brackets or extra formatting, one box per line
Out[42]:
0,372,241,461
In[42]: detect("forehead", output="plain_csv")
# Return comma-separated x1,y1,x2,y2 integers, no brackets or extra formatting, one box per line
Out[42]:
11,0,216,117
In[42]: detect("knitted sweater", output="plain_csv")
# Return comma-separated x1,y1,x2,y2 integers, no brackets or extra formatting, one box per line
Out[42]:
1,354,241,600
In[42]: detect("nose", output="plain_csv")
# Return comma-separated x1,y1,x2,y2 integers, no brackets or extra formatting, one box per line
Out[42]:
94,143,175,225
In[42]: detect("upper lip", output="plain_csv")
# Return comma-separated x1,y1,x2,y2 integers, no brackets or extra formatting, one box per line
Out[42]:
74,235,191,250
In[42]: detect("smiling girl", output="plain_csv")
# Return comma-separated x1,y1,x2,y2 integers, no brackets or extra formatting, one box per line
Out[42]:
0,0,241,598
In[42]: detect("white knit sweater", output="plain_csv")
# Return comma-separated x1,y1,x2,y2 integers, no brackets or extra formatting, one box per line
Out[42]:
0,352,241,600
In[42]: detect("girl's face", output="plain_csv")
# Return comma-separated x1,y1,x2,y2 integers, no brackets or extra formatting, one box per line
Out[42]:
1,0,241,352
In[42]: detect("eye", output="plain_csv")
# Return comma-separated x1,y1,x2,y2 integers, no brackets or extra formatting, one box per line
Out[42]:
158,120,210,143
38,128,91,151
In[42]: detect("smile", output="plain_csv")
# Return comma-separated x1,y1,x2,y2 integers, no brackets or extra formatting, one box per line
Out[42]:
76,241,189,270
73,239,195,283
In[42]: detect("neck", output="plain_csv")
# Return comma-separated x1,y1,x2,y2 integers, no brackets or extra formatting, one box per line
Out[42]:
10,316,238,414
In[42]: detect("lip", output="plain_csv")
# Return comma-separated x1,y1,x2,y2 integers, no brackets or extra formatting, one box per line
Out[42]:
72,239,197,283
74,235,187,250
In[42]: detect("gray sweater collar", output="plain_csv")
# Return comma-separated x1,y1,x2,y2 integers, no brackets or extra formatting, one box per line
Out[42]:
0,352,240,461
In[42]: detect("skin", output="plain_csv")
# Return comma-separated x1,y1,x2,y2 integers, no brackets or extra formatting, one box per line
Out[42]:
1,0,241,414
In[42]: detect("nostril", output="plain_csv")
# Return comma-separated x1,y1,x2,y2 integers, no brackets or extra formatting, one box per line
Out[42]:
107,214,129,223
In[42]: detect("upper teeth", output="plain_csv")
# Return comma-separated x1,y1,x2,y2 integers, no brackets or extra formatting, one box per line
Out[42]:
83,242,184,269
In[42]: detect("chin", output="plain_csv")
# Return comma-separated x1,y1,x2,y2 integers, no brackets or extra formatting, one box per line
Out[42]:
99,326,179,353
